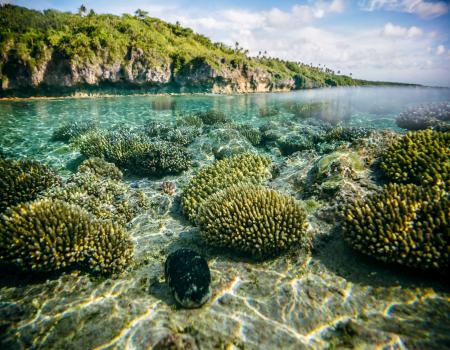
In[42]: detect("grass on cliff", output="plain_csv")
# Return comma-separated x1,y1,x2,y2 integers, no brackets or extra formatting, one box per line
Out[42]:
0,4,410,88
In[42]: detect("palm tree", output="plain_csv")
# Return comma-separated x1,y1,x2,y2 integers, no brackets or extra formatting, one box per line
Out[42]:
78,4,86,16
135,9,148,19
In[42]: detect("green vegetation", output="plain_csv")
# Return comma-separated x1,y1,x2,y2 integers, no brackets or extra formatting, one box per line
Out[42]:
182,153,272,222
198,184,309,258
380,130,450,187
0,199,133,274
342,183,449,272
0,4,412,96
0,158,60,213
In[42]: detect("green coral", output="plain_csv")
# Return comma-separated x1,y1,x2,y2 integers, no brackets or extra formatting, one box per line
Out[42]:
52,120,97,142
380,130,450,187
0,199,133,274
197,184,309,258
342,183,449,271
235,124,261,146
45,162,148,225
73,128,191,176
0,158,60,213
77,157,123,181
323,126,373,143
176,114,204,129
308,151,366,198
195,110,230,125
182,153,272,222
128,141,191,176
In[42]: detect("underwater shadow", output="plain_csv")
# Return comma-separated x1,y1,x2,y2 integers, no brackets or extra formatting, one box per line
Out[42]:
315,228,450,292
148,279,177,307
0,263,81,288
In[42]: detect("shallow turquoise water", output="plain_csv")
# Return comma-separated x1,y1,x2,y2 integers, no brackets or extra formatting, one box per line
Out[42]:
1,86,449,174
1,86,450,349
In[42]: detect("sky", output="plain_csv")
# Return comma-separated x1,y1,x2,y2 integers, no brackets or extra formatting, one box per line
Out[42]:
7,0,450,87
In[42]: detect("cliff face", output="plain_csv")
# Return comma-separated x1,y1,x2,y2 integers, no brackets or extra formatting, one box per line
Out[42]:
0,48,300,96
0,5,362,98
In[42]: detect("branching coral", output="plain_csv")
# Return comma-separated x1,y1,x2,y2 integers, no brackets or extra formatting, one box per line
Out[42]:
77,157,123,181
380,130,450,187
72,127,191,176
129,141,191,176
323,126,373,143
45,166,148,226
0,199,133,274
0,158,60,213
195,110,230,125
342,183,449,271
52,120,97,142
182,153,272,222
197,184,309,257
235,124,261,146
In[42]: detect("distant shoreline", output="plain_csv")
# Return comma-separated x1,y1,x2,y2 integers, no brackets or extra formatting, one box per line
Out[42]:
0,84,431,102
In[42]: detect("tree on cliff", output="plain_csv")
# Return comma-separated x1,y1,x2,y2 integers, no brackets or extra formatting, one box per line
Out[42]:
135,9,148,19
78,4,86,16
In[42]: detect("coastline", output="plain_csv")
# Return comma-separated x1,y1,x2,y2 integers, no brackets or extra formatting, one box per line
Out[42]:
0,84,425,102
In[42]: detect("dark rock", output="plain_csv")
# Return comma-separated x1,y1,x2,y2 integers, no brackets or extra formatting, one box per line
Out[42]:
165,249,211,308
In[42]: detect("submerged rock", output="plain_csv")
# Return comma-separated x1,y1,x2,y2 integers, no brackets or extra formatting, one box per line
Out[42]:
165,249,211,308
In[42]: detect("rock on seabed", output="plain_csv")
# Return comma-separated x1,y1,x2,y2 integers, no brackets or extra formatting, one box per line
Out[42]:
164,248,212,308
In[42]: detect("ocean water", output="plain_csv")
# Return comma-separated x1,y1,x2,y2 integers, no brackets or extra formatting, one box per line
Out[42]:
0,86,449,349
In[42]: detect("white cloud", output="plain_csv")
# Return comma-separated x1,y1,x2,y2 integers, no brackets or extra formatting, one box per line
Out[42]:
382,22,423,38
86,0,449,86
360,0,449,18
436,45,446,55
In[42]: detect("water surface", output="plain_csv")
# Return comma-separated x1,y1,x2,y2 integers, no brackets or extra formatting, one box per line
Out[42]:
0,87,449,349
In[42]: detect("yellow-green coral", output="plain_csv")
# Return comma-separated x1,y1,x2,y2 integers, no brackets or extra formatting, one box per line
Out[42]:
182,153,272,222
77,157,123,181
197,184,309,257
73,128,191,176
45,170,148,226
380,130,450,187
0,199,133,274
0,158,60,213
342,183,449,271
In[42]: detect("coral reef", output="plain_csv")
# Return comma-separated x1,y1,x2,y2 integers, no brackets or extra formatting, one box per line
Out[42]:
165,249,211,308
144,121,172,139
283,101,329,119
396,102,450,131
323,126,373,143
166,126,201,147
73,128,191,176
235,124,261,146
195,110,230,125
259,106,280,118
0,199,133,274
182,153,272,222
0,158,60,213
380,130,450,187
197,184,309,258
77,157,123,181
306,151,366,198
176,114,204,129
342,183,449,271
52,120,98,142
45,167,148,226
129,141,191,176
161,181,176,196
